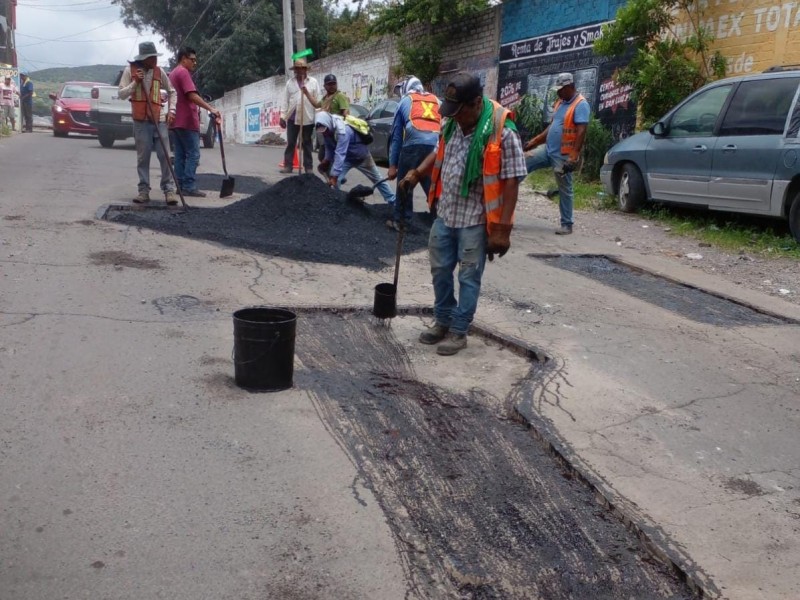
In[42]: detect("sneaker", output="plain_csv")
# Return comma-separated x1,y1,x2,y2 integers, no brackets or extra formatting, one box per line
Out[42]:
279,167,294,174
183,189,207,198
385,219,401,232
164,191,178,206
437,333,467,356
133,191,150,204
419,323,449,345
555,225,573,235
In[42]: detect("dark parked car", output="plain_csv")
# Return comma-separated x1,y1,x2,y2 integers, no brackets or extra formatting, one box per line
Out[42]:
365,98,399,163
50,81,107,137
601,68,800,243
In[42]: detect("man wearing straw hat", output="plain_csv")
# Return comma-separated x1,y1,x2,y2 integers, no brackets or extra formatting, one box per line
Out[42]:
118,41,178,205
279,58,320,174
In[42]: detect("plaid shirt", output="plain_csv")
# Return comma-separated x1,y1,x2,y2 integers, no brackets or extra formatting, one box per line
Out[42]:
437,125,527,228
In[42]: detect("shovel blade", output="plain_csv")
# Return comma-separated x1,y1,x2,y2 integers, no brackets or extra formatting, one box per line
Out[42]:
347,184,374,201
220,176,235,198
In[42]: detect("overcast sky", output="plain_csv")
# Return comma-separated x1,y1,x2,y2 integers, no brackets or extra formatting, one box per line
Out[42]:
15,0,166,72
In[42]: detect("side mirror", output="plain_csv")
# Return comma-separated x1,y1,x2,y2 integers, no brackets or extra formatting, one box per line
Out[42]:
48,93,57,101
650,121,667,137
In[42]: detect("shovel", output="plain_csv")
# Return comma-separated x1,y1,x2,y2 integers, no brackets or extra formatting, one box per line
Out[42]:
218,126,235,198
347,177,389,203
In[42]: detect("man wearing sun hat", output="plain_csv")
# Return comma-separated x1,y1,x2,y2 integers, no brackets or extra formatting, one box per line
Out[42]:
118,41,178,205
279,58,320,174
524,72,590,235
400,72,527,356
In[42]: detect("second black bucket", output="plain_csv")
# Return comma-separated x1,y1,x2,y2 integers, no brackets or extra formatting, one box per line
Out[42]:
373,283,397,319
233,307,297,392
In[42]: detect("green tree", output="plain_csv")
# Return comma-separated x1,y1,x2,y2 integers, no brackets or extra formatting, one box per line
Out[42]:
370,0,491,87
323,5,372,56
593,0,726,126
112,0,330,98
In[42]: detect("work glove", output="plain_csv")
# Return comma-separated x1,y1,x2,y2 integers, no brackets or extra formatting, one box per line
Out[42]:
279,118,287,129
486,222,513,261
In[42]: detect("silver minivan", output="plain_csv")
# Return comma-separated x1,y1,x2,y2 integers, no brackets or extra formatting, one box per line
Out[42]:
600,68,800,242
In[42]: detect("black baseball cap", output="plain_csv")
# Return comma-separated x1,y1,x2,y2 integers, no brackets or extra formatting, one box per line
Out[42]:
439,72,483,117
324,74,337,84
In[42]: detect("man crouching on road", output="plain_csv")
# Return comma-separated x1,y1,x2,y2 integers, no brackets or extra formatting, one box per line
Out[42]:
401,72,527,356
118,41,178,205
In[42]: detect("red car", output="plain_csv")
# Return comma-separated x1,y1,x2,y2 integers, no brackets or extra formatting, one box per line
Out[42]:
50,81,107,137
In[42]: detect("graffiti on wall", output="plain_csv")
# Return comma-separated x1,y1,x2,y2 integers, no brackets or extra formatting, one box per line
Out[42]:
498,22,636,142
351,72,389,109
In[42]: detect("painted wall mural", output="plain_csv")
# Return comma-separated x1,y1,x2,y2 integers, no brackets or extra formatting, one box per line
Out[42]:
498,22,636,142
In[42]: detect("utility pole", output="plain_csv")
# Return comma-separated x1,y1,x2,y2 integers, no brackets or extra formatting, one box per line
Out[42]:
282,0,293,73
294,0,306,53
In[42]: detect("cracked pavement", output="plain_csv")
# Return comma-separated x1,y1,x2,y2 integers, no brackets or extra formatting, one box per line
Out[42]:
2,132,799,599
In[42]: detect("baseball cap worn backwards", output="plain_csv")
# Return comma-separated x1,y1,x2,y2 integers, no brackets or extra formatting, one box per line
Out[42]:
439,72,483,118
554,72,574,90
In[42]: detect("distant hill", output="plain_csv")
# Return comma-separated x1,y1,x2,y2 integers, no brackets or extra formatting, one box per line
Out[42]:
30,64,125,86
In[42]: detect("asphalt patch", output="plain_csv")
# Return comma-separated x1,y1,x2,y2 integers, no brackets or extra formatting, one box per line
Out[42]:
296,312,697,599
534,254,787,327
105,175,432,271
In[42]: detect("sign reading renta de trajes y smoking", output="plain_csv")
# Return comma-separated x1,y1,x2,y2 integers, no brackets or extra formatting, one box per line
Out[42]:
499,22,607,63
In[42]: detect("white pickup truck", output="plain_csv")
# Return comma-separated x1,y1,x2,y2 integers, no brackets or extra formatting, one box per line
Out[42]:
89,73,216,149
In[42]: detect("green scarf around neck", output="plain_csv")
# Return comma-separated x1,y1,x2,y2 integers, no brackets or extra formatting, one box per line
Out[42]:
442,96,517,197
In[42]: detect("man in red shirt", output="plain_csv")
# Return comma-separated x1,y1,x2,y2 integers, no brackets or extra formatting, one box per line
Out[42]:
169,47,221,198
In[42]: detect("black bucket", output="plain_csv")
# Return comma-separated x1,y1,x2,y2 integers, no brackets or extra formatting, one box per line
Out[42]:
373,283,397,319
233,307,296,392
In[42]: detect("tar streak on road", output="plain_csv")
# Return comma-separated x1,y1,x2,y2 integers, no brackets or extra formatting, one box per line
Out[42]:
537,255,786,326
107,176,432,270
296,312,696,599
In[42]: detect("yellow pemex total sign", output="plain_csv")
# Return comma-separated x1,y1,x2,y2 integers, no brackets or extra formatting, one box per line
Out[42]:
671,0,800,74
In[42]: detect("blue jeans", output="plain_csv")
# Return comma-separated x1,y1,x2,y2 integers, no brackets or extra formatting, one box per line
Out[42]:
394,144,435,223
336,154,395,204
428,218,487,335
133,120,173,194
526,147,573,227
172,128,201,192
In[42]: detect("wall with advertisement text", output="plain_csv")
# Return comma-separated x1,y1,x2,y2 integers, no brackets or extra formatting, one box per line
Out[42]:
498,21,637,142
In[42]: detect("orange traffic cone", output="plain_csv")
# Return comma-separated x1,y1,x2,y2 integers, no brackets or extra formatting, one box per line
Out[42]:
278,148,300,169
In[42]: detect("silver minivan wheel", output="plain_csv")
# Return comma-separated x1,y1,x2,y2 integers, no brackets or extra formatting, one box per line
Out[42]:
617,163,645,213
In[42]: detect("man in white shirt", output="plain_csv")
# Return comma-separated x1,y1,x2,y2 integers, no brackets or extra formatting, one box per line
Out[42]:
279,58,320,174
0,76,18,131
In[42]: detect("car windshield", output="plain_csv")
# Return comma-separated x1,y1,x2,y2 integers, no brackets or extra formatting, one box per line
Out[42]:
61,85,93,99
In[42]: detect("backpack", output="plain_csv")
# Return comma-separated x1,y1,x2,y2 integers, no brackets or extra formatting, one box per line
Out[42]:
344,114,374,145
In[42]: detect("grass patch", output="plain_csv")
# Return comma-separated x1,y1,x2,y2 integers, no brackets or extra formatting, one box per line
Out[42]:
641,205,800,259
525,170,612,210
525,170,800,259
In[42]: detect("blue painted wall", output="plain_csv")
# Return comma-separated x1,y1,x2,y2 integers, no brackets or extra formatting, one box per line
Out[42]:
501,0,627,44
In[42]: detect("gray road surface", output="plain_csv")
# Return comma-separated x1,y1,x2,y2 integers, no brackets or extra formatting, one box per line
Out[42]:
1,131,799,599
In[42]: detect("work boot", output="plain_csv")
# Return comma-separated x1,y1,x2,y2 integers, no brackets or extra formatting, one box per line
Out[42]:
419,323,449,345
304,167,313,174
437,333,467,356
183,189,207,198
555,225,573,235
279,166,293,174
133,191,150,204
164,191,178,206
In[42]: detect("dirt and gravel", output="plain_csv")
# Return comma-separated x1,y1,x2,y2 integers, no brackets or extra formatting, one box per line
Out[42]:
517,187,799,307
